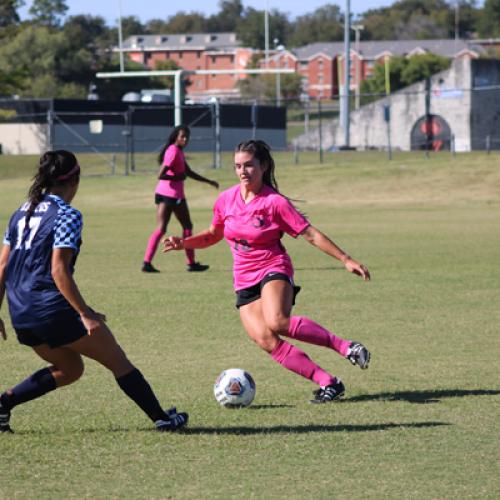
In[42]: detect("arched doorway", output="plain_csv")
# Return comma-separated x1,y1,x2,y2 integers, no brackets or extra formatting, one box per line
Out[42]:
410,114,452,151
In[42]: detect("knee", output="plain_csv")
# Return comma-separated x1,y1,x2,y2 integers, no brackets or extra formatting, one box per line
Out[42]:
58,359,85,386
266,316,290,337
249,333,280,353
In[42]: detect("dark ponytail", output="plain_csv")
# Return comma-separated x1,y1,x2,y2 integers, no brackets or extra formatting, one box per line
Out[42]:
234,140,279,193
25,150,79,226
157,125,191,165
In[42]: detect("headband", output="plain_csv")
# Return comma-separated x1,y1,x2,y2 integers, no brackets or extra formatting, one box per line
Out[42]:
56,164,80,181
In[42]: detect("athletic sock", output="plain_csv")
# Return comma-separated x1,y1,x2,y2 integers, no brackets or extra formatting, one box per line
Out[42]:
182,228,195,265
0,367,56,410
270,339,336,387
144,229,164,263
287,316,351,357
116,368,165,422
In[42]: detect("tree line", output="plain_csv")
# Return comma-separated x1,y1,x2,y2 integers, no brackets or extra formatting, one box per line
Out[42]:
0,0,499,100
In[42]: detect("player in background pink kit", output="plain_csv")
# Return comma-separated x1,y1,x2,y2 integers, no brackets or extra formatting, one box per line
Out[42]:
164,140,371,403
142,125,219,273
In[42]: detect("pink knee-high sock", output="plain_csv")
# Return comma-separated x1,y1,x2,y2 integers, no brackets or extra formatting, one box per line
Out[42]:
144,229,164,263
183,228,195,265
270,339,336,387
287,316,351,357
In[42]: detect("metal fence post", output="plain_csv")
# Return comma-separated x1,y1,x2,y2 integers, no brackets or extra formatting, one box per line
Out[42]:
486,135,491,154
451,134,456,157
129,106,135,172
123,111,130,176
318,98,323,164
47,109,54,151
214,98,221,169
251,100,258,140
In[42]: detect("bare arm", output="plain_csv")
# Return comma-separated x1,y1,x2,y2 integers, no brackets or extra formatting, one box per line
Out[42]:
301,225,370,281
0,245,10,340
163,224,224,252
158,164,186,181
185,164,219,189
51,248,106,333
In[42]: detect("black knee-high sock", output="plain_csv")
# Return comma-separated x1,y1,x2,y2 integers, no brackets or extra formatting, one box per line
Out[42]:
0,368,57,411
116,368,165,422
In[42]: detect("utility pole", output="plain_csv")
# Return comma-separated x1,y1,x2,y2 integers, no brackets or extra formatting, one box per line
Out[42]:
342,0,351,148
264,1,270,68
455,1,460,42
117,0,125,72
351,23,363,110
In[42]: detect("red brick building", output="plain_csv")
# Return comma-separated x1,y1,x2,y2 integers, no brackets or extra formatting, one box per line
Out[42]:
122,32,254,100
121,34,486,100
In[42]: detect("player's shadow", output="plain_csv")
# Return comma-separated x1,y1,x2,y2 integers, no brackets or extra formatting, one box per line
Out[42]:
183,421,449,435
247,404,294,409
344,388,500,405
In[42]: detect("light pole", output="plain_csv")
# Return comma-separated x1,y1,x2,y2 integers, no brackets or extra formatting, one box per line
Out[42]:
455,1,460,42
342,0,351,148
351,23,363,110
274,39,284,107
117,0,125,72
264,0,270,67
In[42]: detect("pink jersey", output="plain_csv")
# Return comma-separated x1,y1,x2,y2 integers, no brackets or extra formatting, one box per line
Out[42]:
212,184,310,291
155,144,186,199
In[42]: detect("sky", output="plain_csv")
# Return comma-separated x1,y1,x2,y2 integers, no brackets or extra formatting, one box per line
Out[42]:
18,0,424,26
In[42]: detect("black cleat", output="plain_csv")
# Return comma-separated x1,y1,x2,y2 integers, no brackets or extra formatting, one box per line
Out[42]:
142,262,160,273
346,342,371,370
0,401,13,434
155,407,189,432
187,262,209,272
310,379,345,404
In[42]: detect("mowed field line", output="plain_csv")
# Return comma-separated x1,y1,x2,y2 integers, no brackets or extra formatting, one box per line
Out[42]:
0,152,499,499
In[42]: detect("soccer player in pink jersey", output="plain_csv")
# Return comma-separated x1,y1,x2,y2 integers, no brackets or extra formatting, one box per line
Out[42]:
142,125,219,273
164,140,371,403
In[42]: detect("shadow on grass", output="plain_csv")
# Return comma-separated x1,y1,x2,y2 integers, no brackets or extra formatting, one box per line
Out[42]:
248,404,294,409
345,389,500,404
182,421,449,435
11,421,449,436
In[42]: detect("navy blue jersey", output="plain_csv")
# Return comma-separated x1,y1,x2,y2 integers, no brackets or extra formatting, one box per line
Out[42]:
3,194,82,328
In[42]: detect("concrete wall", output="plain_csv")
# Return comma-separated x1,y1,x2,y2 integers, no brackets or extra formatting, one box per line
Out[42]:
293,58,472,152
0,123,48,154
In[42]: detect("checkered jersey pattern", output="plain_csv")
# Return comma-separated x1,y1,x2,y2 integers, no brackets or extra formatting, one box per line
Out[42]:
2,226,9,246
52,197,83,250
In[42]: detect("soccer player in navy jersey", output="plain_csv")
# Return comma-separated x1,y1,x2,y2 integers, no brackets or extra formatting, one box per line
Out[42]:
0,150,188,433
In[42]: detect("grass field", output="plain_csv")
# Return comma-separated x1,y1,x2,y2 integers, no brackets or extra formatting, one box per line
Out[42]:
0,151,499,499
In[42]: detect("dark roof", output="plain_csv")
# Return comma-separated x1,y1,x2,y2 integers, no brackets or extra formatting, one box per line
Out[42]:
122,32,240,51
293,39,485,60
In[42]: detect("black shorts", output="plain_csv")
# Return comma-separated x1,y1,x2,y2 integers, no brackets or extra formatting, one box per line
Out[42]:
15,310,87,348
155,194,184,207
236,272,301,309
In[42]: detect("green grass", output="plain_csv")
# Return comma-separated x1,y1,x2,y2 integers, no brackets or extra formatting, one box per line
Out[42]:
0,152,499,499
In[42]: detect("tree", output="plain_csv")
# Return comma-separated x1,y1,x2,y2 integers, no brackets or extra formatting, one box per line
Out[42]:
207,0,243,32
164,11,207,33
360,54,450,104
152,59,182,90
288,5,343,46
120,15,145,39
236,7,289,49
477,0,500,37
360,0,463,40
0,0,24,27
29,0,68,27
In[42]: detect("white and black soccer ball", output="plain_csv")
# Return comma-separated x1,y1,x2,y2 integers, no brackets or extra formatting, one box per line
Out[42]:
214,368,256,408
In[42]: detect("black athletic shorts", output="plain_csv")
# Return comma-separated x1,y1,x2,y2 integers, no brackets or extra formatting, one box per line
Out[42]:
15,310,87,348
155,194,184,206
235,272,301,309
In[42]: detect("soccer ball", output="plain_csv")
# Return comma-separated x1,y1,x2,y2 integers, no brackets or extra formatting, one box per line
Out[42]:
214,368,256,408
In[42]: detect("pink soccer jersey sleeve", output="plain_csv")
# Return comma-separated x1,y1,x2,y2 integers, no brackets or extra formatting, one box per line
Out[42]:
274,196,310,237
163,145,179,167
211,192,226,228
